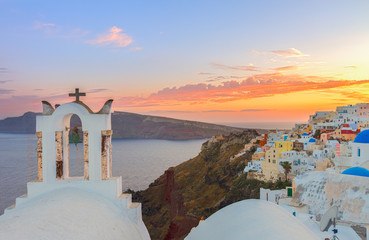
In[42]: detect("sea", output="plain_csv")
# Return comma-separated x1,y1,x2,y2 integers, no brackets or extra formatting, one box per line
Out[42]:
0,133,205,214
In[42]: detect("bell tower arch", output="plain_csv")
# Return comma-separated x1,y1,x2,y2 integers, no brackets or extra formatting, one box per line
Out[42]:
35,89,113,182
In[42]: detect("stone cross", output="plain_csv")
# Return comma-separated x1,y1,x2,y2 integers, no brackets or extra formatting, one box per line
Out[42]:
69,88,86,102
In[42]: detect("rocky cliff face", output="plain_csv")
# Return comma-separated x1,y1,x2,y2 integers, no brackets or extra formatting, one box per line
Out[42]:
0,111,244,140
130,130,284,240
0,112,39,133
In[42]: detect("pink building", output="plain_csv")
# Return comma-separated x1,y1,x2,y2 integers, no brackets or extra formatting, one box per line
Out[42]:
320,132,334,144
357,103,369,120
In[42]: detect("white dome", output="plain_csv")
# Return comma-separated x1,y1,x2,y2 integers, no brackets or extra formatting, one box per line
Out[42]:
185,199,319,240
0,188,146,240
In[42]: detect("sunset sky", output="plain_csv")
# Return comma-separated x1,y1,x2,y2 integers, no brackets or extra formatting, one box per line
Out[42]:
1,1,369,125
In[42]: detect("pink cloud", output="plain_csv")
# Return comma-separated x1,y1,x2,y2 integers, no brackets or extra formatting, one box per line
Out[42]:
88,26,133,47
270,48,308,57
250,50,267,55
197,72,212,75
211,62,259,71
274,65,299,71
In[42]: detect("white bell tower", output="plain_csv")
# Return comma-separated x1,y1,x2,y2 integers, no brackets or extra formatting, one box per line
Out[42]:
4,88,150,240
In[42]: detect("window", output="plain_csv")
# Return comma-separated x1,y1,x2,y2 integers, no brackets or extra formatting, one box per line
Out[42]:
358,148,361,157
273,160,276,164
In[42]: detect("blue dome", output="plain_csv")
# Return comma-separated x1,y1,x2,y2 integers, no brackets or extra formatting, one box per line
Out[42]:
308,138,316,143
301,133,308,136
342,167,369,177
354,130,369,143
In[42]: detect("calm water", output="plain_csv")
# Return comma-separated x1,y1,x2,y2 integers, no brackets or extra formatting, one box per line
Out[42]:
0,133,205,214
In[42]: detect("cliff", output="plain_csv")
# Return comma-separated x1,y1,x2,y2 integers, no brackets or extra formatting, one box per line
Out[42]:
130,130,289,240
0,112,40,133
0,111,244,140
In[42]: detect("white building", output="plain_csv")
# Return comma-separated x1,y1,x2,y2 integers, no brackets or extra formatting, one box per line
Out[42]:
244,160,262,173
297,135,317,151
278,151,312,175
312,149,329,161
309,111,334,122
333,104,357,125
267,131,285,144
351,129,369,167
311,122,338,133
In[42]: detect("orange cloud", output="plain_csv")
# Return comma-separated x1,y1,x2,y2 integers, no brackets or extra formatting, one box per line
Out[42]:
274,65,299,71
270,48,308,57
118,73,369,107
88,26,133,47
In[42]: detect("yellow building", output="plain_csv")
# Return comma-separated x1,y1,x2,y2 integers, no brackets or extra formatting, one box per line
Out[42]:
261,141,293,181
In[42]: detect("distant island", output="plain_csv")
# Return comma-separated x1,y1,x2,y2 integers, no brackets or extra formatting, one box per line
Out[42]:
0,111,245,140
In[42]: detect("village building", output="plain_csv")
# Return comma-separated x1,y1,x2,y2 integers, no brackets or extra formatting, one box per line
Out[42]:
293,140,304,151
332,124,358,141
356,103,369,121
351,129,369,167
319,130,335,144
278,150,313,176
267,131,285,145
311,121,338,134
261,144,271,152
315,157,333,171
301,132,310,140
260,141,293,181
309,111,334,122
251,147,265,161
358,120,369,130
244,160,262,173
331,105,357,125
